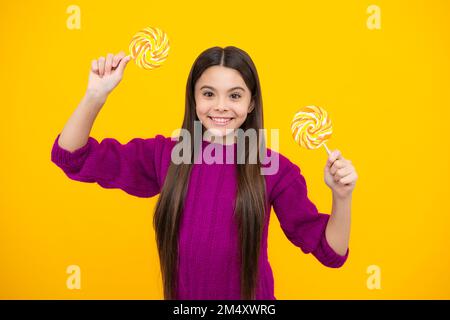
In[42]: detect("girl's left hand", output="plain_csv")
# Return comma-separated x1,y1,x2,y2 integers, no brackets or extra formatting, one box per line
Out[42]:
324,149,358,199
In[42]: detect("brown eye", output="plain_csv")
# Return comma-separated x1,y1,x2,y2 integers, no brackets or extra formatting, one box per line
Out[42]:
231,93,241,99
203,91,213,97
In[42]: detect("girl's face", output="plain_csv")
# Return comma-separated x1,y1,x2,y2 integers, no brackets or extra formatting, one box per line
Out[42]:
194,65,254,144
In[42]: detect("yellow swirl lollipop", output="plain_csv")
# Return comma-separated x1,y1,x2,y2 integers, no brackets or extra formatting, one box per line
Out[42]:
129,26,170,70
291,105,332,155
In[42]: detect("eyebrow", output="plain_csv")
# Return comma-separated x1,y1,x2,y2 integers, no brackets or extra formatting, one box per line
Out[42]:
200,85,245,92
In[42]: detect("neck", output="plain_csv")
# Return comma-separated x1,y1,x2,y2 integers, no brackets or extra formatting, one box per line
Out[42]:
203,131,237,145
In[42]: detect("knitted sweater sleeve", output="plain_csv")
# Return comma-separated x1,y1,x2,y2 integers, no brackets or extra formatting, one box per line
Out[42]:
270,156,349,268
50,133,166,198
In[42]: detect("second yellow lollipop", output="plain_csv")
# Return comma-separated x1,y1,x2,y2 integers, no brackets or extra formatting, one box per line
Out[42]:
291,105,333,155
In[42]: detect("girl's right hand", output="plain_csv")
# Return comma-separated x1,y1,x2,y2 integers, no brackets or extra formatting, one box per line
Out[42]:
86,51,132,101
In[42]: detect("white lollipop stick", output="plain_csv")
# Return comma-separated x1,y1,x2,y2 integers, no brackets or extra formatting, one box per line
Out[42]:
322,142,331,156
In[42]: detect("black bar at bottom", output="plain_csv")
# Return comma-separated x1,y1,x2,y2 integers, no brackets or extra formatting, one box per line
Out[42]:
0,300,447,318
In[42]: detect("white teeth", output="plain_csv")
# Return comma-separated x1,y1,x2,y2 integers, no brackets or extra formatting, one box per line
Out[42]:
210,117,232,125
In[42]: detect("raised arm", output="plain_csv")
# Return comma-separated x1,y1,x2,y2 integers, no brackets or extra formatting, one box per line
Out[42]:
51,51,164,198
58,51,131,151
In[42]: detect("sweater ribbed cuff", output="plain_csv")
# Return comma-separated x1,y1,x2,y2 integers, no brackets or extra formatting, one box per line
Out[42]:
51,133,93,172
315,232,349,268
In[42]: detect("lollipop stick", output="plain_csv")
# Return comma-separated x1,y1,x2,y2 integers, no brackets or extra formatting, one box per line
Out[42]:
322,142,331,156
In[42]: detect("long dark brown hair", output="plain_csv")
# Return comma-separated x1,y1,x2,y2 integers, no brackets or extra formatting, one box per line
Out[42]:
153,46,267,300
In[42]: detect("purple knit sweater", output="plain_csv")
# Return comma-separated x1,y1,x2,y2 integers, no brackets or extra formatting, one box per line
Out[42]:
51,133,349,300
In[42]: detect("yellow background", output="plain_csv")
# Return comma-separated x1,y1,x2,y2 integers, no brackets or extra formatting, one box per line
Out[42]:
1,0,449,299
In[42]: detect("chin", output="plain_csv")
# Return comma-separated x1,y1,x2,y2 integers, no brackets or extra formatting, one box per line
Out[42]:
207,127,229,137
204,126,237,140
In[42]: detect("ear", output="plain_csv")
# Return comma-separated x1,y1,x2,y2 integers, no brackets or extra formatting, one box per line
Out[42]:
248,101,255,113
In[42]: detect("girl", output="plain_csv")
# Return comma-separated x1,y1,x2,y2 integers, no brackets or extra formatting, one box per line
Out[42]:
51,46,357,300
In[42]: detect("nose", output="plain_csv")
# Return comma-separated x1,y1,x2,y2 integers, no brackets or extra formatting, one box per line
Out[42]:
214,104,229,111
214,95,230,111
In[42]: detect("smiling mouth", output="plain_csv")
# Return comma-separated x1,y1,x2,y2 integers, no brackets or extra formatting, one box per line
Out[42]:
208,116,234,126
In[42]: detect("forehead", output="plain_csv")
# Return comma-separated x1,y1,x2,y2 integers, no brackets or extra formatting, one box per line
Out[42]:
195,66,248,91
